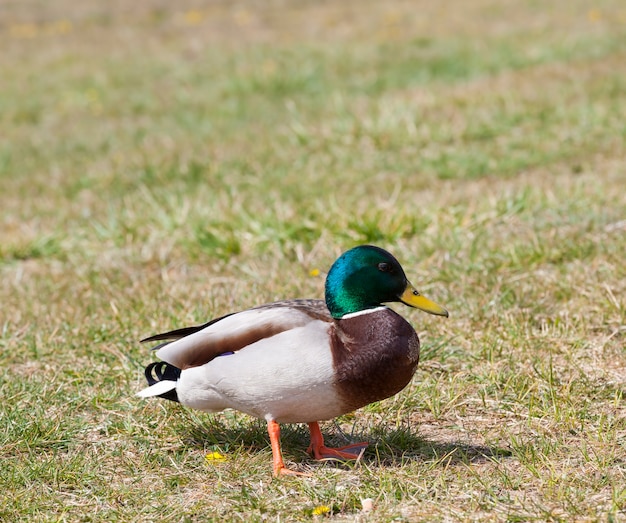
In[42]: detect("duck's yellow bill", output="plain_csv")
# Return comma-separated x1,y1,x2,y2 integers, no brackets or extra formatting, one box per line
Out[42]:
400,282,449,317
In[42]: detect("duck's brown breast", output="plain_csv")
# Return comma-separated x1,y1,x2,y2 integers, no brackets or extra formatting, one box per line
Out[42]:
330,308,420,412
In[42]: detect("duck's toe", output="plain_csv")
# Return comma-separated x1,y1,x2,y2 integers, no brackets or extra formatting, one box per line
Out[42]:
306,421,368,461
274,464,311,477
307,441,368,461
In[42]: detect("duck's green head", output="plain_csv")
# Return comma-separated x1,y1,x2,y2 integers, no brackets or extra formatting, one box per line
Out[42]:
325,245,449,319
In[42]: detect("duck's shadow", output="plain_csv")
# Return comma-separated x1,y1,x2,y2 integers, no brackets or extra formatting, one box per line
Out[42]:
180,414,511,470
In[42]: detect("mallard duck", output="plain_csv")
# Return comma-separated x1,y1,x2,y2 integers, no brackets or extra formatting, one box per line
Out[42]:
137,245,448,476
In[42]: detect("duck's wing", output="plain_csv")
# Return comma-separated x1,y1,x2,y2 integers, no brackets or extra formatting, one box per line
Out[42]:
140,313,236,344
141,299,331,370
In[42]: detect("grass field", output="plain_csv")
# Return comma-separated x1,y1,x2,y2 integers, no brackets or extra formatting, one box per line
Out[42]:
1,0,625,521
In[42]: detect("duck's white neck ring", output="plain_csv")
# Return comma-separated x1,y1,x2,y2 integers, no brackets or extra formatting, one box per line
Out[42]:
339,306,388,320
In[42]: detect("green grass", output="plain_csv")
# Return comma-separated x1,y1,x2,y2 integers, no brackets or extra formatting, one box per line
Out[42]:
1,0,626,520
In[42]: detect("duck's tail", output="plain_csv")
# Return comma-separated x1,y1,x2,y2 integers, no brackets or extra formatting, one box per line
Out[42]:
137,362,181,403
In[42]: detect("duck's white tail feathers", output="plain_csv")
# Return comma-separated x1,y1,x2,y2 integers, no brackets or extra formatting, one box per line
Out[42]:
138,361,181,403
137,380,177,398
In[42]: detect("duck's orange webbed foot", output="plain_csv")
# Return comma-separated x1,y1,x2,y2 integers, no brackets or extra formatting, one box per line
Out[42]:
306,422,368,461
267,420,310,477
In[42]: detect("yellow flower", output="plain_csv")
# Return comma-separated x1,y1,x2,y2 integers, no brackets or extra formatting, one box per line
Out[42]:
205,451,226,462
309,268,321,277
184,10,204,26
312,505,331,516
587,9,602,22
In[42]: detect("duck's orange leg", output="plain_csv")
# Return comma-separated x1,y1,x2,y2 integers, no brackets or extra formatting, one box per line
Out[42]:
267,420,308,476
306,421,368,460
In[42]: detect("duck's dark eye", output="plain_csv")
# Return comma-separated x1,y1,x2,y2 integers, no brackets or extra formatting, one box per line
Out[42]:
378,262,393,273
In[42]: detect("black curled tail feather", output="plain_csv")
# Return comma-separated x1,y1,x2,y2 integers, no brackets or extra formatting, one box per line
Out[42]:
144,362,181,403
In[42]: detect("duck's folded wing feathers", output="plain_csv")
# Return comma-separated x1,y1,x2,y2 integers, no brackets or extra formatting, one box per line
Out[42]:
140,313,236,343
143,300,331,370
